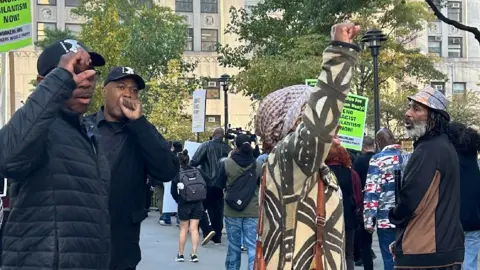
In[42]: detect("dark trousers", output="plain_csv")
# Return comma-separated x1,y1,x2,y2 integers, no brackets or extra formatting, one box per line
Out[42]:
353,226,374,270
199,187,224,243
145,185,153,210
346,229,355,270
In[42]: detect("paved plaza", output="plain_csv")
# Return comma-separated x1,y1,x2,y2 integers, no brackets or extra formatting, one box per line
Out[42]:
138,211,385,269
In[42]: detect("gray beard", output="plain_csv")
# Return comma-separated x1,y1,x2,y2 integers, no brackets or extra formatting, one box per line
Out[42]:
405,121,427,140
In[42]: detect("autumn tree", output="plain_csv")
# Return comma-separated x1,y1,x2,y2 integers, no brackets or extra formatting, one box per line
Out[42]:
72,0,192,113
218,0,446,135
34,28,77,50
146,60,211,141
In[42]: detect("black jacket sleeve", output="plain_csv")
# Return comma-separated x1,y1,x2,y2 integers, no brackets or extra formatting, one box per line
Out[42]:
217,160,227,190
0,68,76,179
190,142,208,167
170,174,180,203
389,148,437,228
127,116,179,183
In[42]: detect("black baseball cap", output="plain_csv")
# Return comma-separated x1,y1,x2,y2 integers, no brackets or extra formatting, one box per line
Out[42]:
235,134,252,148
37,39,105,77
103,66,146,90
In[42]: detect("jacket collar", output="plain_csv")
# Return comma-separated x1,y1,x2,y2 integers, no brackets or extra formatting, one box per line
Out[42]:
381,144,401,152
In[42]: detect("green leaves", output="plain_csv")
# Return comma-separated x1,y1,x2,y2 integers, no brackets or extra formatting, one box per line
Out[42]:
220,0,449,137
34,28,77,50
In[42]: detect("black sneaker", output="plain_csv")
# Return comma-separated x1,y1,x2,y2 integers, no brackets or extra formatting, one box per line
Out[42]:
190,254,199,263
175,254,185,262
201,231,216,246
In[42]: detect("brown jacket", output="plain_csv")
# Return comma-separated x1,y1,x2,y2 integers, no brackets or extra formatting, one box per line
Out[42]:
389,133,464,268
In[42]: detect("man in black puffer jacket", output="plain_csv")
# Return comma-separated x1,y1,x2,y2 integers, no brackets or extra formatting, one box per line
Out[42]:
0,41,111,270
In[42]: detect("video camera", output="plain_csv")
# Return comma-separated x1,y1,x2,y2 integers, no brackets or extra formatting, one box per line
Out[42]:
226,127,257,143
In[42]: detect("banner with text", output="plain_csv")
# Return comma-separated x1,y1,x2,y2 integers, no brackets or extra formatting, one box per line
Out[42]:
306,79,368,151
0,0,33,52
192,89,207,133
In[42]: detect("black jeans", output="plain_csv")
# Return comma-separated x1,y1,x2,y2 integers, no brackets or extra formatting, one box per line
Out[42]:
346,229,355,270
199,187,224,243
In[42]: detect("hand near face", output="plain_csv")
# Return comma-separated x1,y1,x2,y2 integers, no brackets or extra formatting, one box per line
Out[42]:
120,96,142,120
58,49,96,85
331,22,361,44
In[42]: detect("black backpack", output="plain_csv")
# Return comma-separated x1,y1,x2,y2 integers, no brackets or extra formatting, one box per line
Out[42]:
179,168,207,202
225,163,257,211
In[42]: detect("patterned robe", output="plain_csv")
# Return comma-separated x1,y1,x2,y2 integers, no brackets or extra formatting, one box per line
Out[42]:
261,44,359,270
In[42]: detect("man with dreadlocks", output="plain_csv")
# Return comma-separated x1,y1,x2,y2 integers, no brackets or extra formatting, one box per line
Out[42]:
388,86,464,270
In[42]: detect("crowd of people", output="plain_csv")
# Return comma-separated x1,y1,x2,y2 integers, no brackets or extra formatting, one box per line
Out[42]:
0,21,477,270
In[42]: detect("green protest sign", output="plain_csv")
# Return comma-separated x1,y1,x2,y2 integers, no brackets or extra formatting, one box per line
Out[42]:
0,0,33,53
305,79,368,151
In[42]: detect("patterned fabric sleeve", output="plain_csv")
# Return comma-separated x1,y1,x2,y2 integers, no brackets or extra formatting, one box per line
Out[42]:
363,156,381,230
273,44,359,178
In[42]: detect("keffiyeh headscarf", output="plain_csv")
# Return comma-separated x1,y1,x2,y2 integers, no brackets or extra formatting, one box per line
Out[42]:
255,85,313,147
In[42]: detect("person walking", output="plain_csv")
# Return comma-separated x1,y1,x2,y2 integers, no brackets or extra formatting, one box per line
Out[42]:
191,128,231,245
0,41,111,269
352,136,376,269
159,141,183,226
85,66,179,270
326,143,363,270
218,134,258,270
448,122,480,270
389,86,464,270
253,22,361,269
171,150,207,263
364,128,409,270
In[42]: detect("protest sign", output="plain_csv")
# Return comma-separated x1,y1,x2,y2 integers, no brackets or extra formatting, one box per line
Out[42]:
0,0,33,52
192,89,206,133
305,79,369,151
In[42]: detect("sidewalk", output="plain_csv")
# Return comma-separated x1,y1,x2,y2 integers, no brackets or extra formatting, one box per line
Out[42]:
138,211,385,269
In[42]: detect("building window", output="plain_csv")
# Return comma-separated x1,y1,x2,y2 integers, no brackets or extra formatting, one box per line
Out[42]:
186,28,193,51
448,37,463,57
176,0,193,12
65,24,82,35
65,0,81,7
205,79,220,99
431,82,446,94
428,36,442,56
447,1,462,22
37,0,56,5
37,22,56,41
453,82,466,94
201,0,218,13
201,29,218,52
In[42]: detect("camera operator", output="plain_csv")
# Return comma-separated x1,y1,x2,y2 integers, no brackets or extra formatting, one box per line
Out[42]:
191,128,231,245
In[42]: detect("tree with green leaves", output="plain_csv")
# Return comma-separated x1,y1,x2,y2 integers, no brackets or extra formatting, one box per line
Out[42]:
70,0,192,113
218,0,446,136
34,28,77,50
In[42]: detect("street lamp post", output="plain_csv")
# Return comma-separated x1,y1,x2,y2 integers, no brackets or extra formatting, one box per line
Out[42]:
361,29,387,135
219,74,231,142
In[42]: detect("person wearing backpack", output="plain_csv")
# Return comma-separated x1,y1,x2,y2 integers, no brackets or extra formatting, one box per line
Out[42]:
171,150,208,263
218,134,258,270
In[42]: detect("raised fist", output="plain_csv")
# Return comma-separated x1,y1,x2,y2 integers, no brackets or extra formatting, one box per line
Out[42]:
331,22,361,44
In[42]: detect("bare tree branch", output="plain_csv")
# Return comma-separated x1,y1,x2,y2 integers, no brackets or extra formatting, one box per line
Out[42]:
425,0,480,44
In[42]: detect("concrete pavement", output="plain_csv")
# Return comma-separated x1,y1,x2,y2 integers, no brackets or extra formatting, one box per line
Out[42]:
138,211,385,269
